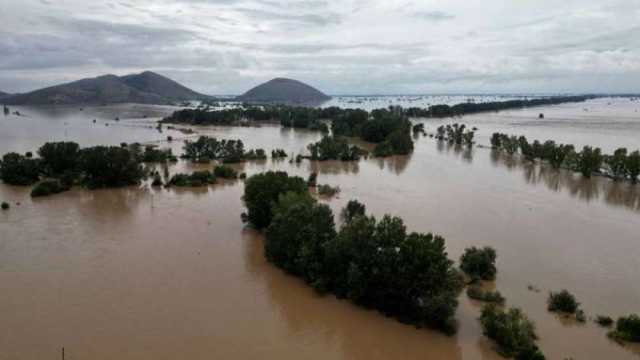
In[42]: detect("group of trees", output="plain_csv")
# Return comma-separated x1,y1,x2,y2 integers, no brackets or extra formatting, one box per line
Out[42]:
0,141,147,194
404,95,593,118
307,136,365,161
243,171,464,334
436,123,476,147
460,246,497,281
491,133,640,180
182,136,267,163
168,170,216,187
608,314,640,343
479,305,545,359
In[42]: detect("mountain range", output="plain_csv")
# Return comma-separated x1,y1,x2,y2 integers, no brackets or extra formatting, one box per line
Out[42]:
2,71,209,105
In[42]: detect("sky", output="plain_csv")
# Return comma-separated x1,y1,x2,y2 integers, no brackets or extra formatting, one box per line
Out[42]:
1,0,639,95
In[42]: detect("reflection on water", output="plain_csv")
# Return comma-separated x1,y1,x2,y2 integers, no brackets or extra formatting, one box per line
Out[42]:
489,149,640,212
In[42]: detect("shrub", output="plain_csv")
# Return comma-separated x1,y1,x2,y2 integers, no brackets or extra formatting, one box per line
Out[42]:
271,149,287,158
317,184,340,197
243,171,308,229
547,290,580,314
31,179,69,197
213,165,238,179
1,201,9,210
460,246,497,281
609,314,640,343
479,305,545,359
168,171,216,187
595,315,614,327
467,286,505,304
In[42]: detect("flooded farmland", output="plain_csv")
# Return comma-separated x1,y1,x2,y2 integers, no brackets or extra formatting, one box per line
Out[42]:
1,97,640,359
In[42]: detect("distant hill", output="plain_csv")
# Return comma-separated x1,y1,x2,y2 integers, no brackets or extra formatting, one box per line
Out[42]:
0,91,10,99
237,78,330,104
3,71,210,105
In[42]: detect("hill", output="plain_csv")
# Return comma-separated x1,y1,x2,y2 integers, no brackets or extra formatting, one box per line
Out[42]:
0,91,10,99
237,78,330,105
3,71,210,105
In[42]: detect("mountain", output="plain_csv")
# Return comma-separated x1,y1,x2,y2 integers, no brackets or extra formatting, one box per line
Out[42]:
3,71,210,105
237,78,330,104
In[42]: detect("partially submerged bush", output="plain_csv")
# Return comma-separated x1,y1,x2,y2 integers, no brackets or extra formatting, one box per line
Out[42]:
547,290,580,314
460,246,497,281
213,165,238,179
317,184,340,197
31,179,70,197
168,171,216,187
1,201,9,210
467,286,505,305
595,315,614,327
479,304,545,359
609,314,640,343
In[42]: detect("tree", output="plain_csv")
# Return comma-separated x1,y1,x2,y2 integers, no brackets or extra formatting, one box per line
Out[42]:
37,142,80,176
460,246,497,281
77,146,144,189
609,314,640,343
606,148,628,180
576,146,603,178
479,305,545,359
547,290,580,314
626,151,640,182
340,199,366,223
243,171,308,229
0,152,41,185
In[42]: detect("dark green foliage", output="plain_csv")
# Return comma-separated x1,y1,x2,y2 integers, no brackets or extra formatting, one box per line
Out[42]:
38,142,80,176
271,149,288,158
168,171,216,187
243,171,308,229
317,184,340,196
437,123,475,147
263,193,464,333
243,148,267,161
330,109,369,137
1,201,9,210
460,246,497,281
213,165,238,179
0,152,41,185
307,136,364,161
340,199,365,223
595,315,614,327
626,151,640,182
30,179,70,197
491,133,503,148
77,146,144,189
547,290,580,314
480,305,545,359
607,148,628,180
183,136,245,163
140,145,173,163
609,314,640,343
412,123,425,135
307,172,317,187
467,286,505,304
576,146,603,178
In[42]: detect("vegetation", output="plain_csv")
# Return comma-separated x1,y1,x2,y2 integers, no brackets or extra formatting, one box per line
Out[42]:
0,152,41,185
340,199,366,223
436,123,475,147
272,149,288,158
1,201,9,210
213,165,238,179
317,184,340,197
547,290,580,314
576,146,603,178
307,172,317,187
595,315,614,327
307,136,365,161
479,305,545,359
244,172,464,334
466,286,505,304
182,136,266,163
243,171,308,229
460,246,497,281
31,179,70,197
168,171,216,187
77,146,144,189
608,314,640,343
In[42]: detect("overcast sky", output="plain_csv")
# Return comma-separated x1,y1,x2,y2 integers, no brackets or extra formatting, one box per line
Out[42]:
1,0,639,95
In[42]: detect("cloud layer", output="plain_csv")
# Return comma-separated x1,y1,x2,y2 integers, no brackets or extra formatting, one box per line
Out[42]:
1,0,639,94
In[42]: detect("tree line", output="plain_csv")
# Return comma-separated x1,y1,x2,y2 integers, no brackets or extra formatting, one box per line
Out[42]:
182,136,267,163
491,133,640,181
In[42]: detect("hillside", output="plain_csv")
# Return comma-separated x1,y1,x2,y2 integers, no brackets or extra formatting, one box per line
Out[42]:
237,78,330,104
3,71,210,105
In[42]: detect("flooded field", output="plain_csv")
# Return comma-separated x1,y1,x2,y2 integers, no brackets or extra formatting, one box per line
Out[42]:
1,98,640,359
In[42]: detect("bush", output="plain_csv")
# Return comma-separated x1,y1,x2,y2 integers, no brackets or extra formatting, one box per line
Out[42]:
467,286,505,304
243,171,308,229
341,200,366,223
31,179,69,197
317,184,340,197
213,165,238,179
1,201,9,210
595,315,614,327
271,149,287,158
0,152,41,185
547,290,580,314
609,314,640,343
460,246,497,281
168,171,216,187
479,305,545,359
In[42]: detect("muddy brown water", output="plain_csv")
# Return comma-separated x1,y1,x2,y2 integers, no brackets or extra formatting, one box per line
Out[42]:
1,99,640,359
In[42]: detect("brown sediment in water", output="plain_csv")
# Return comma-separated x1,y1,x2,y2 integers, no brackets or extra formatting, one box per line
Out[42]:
2,98,640,359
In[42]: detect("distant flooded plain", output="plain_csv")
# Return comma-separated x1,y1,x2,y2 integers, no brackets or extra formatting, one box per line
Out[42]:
1,97,640,359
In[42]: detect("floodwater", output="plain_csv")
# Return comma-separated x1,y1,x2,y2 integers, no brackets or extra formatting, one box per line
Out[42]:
1,98,640,360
